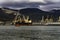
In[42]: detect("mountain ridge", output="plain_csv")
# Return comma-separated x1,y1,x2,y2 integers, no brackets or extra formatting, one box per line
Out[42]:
0,7,60,22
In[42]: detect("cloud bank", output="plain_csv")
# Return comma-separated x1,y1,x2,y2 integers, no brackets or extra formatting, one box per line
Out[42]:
0,0,60,11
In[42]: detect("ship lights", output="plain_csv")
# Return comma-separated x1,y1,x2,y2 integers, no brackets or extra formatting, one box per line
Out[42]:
28,20,32,23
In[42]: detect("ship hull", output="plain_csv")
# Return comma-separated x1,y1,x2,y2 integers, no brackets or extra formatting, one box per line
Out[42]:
15,22,32,26
31,25,60,26
14,22,60,26
32,24,60,26
32,22,60,26
45,24,60,26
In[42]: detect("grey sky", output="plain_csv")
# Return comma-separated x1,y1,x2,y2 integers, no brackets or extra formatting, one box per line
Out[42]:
40,0,60,11
40,3,60,11
0,0,59,3
0,0,60,11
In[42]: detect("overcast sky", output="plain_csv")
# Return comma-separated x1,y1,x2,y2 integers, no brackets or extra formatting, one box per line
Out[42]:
0,0,45,3
0,0,60,11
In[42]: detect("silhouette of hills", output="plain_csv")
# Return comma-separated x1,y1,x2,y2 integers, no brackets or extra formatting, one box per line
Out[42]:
0,7,60,22
0,8,15,21
20,8,60,21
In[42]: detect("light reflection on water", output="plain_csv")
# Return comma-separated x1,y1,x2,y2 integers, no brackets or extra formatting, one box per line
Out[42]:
0,26,60,40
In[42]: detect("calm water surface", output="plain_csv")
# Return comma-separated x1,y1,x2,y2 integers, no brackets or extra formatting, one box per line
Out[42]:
0,26,60,40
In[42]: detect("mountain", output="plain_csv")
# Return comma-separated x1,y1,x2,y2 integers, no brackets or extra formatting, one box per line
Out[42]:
0,7,60,22
0,8,15,21
50,9,60,16
20,8,60,21
20,8,51,21
49,9,60,21
0,7,49,22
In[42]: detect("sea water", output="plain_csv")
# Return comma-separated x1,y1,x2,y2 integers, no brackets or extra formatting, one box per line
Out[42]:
0,26,60,40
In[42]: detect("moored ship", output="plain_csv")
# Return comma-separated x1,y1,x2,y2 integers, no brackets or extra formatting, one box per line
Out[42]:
44,16,60,26
32,16,60,26
11,12,32,26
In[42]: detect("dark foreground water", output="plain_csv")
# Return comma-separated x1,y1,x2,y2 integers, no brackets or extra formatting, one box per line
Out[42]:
0,26,60,40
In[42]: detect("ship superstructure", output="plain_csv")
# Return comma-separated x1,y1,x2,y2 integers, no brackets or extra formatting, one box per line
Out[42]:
40,16,60,26
12,12,32,26
58,16,60,22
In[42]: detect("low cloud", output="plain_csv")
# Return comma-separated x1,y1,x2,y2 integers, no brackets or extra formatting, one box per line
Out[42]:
45,0,60,3
39,3,60,11
0,0,60,11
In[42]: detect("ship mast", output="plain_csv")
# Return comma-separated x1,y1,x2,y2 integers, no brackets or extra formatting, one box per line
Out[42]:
58,16,60,22
41,16,44,23
27,16,29,20
12,10,22,24
23,15,26,22
49,16,53,22
45,15,49,23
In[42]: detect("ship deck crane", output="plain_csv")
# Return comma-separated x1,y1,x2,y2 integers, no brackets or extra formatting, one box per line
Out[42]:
11,11,32,26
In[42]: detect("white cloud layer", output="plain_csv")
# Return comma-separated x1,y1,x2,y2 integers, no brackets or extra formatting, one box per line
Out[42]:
45,0,60,3
0,0,6,3
0,0,60,11
0,0,29,3
29,0,45,3
0,0,60,3
0,0,46,3
39,3,60,11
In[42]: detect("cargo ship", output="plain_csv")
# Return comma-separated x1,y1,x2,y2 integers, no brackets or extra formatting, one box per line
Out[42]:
43,16,60,26
9,11,60,26
32,16,60,26
11,12,32,26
